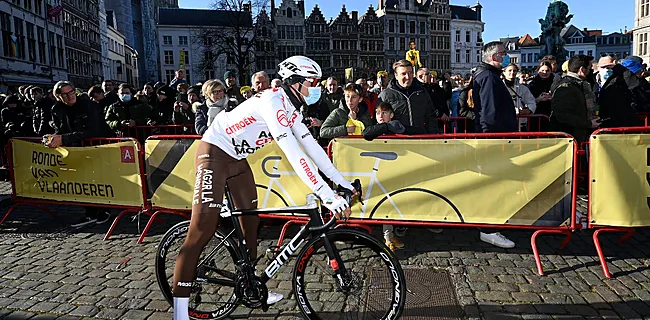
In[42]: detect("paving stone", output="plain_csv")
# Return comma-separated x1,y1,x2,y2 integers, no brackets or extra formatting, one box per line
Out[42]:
94,308,127,319
121,310,154,319
27,301,59,313
68,305,99,317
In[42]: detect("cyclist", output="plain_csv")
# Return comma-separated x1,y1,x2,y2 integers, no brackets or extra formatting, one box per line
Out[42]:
173,55,356,320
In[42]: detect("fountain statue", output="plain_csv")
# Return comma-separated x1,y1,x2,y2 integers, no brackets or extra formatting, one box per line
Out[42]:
539,0,573,66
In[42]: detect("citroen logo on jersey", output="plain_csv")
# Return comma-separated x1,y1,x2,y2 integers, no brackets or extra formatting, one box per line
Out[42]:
277,110,298,128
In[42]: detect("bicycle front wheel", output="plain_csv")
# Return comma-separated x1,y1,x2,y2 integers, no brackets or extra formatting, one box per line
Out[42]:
155,221,241,320
293,228,406,320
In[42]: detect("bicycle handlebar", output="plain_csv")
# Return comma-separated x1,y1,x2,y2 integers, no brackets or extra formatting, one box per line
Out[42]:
308,179,362,233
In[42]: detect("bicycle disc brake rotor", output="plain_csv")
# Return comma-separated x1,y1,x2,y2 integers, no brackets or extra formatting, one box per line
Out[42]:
338,270,364,295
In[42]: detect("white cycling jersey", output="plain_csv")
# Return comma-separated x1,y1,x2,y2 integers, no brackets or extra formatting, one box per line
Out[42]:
202,87,353,202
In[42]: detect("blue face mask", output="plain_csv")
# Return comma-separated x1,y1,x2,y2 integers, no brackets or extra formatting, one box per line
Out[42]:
120,94,132,102
599,69,614,82
500,54,511,69
303,86,321,105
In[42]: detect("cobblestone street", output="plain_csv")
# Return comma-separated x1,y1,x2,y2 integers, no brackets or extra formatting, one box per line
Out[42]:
0,186,650,319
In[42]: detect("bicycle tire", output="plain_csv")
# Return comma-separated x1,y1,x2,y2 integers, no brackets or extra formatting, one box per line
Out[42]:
155,221,242,320
292,228,406,320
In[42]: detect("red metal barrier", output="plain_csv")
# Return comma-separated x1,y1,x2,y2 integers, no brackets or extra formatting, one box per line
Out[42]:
437,117,469,134
329,132,578,276
637,112,650,126
587,126,650,278
2,137,149,227
518,114,551,132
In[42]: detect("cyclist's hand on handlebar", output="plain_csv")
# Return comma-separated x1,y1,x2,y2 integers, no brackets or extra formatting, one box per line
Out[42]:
323,195,350,219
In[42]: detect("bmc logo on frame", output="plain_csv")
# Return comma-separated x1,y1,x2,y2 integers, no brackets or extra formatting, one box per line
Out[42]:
120,146,135,163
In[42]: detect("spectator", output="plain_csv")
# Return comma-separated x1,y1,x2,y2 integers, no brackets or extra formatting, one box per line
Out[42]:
224,71,245,104
527,60,554,130
550,55,601,144
251,71,270,93
17,85,28,101
172,93,196,126
31,87,54,136
458,76,476,133
319,76,346,115
156,85,177,123
195,79,229,135
142,82,157,105
271,79,282,88
87,85,110,113
595,55,617,95
541,55,559,74
186,86,201,105
417,67,449,120
320,83,372,139
378,59,439,134
177,83,189,94
169,69,187,88
598,58,646,128
48,81,113,226
355,78,377,116
102,80,118,107
362,102,405,140
370,71,390,94
240,86,253,100
442,72,453,100
502,63,537,131
1,95,30,140
472,41,517,248
105,84,157,131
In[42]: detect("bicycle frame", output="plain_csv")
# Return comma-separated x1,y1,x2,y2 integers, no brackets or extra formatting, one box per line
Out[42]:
195,188,348,292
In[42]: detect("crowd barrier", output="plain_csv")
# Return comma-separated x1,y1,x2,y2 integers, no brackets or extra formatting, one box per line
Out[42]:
118,125,195,143
436,114,551,134
4,127,650,279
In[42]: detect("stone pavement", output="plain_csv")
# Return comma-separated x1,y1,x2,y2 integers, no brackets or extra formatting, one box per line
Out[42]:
0,194,649,319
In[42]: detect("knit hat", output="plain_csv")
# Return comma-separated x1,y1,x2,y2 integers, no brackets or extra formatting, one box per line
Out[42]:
240,86,252,95
622,59,644,75
177,93,189,104
187,86,201,96
625,56,644,64
224,71,236,80
561,61,569,72
156,85,176,98
2,95,20,108
377,71,388,78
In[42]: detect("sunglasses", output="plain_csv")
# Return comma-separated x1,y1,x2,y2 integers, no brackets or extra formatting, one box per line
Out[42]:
304,78,320,87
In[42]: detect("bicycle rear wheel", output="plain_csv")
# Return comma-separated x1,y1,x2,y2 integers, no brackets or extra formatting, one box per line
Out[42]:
293,228,406,320
155,221,241,320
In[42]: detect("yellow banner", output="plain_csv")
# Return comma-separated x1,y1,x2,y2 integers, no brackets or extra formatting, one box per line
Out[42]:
146,139,310,211
590,134,650,227
332,138,574,225
11,139,145,206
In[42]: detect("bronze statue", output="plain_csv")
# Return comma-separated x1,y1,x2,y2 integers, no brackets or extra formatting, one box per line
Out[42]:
539,0,573,66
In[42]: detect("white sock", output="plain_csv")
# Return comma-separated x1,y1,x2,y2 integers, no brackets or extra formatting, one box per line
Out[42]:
383,225,394,242
173,297,190,320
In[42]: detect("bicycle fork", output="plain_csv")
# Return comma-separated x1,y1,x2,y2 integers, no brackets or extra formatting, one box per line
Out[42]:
320,233,351,292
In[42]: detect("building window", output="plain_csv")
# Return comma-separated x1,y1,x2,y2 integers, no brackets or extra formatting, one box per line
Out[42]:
179,36,188,46
642,0,650,17
465,50,470,63
165,69,176,83
456,49,460,63
420,38,426,51
419,21,425,35
578,50,584,55
528,53,532,62
522,54,526,63
455,30,460,42
35,0,43,16
409,21,415,34
389,37,395,51
163,35,172,45
204,70,215,80
399,20,405,33
164,50,174,64
26,22,36,61
477,32,482,43
400,38,406,51
476,50,480,63
466,31,471,43
511,56,518,64
388,19,395,33
569,51,575,57
181,50,189,64
37,26,45,63
14,17,26,60
0,12,11,58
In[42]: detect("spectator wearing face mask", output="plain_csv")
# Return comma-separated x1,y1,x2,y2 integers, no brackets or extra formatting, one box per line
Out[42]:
195,79,232,135
105,84,157,132
597,57,647,128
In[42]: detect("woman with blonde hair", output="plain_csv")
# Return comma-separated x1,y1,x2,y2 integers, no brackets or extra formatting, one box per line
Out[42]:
194,79,232,135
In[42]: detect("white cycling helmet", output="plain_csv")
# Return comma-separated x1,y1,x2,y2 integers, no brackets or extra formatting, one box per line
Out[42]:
278,56,322,83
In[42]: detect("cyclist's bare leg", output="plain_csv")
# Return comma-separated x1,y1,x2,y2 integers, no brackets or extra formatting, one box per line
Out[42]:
227,160,259,259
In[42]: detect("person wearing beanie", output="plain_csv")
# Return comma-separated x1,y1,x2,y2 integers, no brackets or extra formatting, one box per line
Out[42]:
371,70,390,94
156,85,177,123
240,86,253,99
598,57,649,127
224,71,245,104
186,86,202,104
172,93,196,127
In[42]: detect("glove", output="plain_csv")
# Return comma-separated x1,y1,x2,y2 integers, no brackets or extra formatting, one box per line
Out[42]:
387,120,405,134
322,195,349,216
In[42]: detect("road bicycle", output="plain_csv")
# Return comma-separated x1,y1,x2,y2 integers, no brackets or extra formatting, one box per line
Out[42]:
155,179,407,320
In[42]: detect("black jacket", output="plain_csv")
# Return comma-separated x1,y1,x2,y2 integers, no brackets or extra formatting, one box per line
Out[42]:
458,87,476,133
422,82,449,117
527,74,555,116
378,79,439,134
103,91,119,113
598,65,646,128
362,120,406,141
472,63,517,133
550,75,592,143
33,97,55,135
50,96,114,146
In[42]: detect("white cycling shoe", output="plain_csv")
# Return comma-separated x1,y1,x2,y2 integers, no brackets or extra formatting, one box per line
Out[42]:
267,291,284,304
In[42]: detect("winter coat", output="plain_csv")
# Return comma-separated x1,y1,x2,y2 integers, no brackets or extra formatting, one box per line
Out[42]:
598,64,646,128
105,99,155,130
320,102,372,139
378,79,439,134
472,63,517,133
50,97,114,146
550,74,592,144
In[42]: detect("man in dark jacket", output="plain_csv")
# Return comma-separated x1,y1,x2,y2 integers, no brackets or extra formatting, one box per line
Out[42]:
102,80,118,107
156,85,177,124
105,84,157,131
1,95,30,139
417,67,450,120
598,60,647,128
224,71,245,104
378,59,438,134
47,81,114,226
472,41,517,133
550,55,601,144
31,86,54,136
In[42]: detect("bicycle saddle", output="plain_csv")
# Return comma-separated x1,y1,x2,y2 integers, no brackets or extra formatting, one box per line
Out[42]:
359,152,398,161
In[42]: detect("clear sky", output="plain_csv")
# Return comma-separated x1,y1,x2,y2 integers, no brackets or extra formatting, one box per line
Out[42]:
178,0,635,41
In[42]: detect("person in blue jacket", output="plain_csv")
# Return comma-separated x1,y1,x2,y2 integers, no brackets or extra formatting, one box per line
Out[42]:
472,41,517,133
